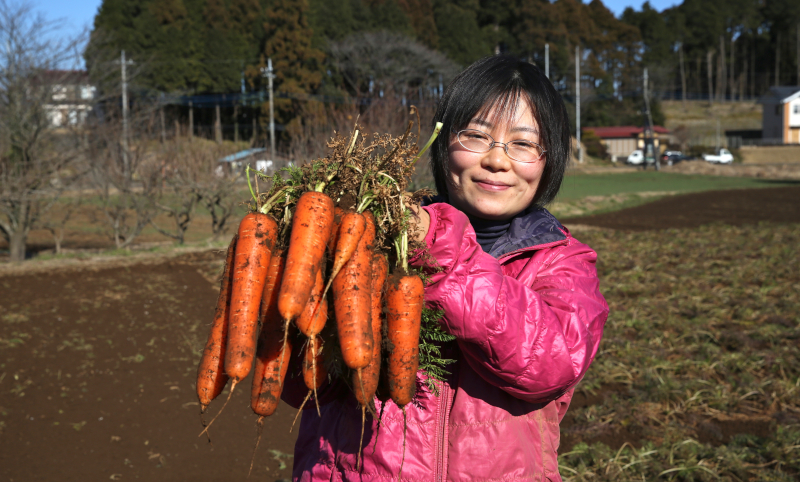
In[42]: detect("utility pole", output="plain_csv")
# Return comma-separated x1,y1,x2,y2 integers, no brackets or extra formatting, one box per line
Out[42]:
679,42,687,108
545,43,549,79
215,102,222,144
188,100,194,142
643,67,659,171
119,50,134,179
575,46,582,163
261,58,276,161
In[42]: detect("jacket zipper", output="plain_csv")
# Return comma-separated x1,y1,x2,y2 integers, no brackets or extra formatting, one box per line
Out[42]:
435,380,452,482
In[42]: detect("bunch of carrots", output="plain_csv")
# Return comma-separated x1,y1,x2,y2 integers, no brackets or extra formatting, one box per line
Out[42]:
194,118,448,469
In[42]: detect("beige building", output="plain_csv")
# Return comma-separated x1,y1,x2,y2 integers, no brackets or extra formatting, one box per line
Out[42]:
42,70,96,127
582,126,670,161
760,86,800,144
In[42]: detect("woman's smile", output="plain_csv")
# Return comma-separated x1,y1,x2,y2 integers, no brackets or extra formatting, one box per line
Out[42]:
475,178,512,191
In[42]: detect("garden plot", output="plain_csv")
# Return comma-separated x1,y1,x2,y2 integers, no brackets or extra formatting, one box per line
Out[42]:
0,188,798,481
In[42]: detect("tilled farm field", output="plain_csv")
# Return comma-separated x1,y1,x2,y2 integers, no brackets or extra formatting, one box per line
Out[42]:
1,186,799,481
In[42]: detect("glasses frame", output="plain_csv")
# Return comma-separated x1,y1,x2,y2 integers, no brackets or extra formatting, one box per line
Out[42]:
454,128,547,164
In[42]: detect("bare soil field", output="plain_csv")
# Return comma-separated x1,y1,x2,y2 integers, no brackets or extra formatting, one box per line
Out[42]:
0,251,297,481
1,186,798,481
562,184,800,230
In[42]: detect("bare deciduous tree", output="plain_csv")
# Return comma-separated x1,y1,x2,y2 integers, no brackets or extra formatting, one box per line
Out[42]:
154,141,243,242
86,110,162,249
40,195,81,254
187,147,242,240
0,0,85,261
327,31,460,98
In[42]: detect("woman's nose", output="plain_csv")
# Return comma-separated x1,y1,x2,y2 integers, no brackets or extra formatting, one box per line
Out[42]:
481,143,512,171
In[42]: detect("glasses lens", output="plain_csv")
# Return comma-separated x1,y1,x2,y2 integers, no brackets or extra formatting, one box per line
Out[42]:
507,141,544,163
458,130,493,152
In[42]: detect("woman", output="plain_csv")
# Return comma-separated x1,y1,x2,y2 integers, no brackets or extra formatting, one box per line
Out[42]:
282,55,609,481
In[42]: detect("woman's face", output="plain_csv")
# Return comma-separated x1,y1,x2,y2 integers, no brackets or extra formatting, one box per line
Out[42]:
446,97,545,221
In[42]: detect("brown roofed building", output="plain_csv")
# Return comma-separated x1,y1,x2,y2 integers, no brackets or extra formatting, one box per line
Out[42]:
582,125,671,162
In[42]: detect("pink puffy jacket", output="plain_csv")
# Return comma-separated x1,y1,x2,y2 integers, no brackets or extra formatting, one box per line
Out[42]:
282,202,609,481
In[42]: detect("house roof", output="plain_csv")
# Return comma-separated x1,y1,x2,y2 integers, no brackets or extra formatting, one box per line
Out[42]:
582,125,670,139
759,86,800,104
39,70,90,83
218,148,267,163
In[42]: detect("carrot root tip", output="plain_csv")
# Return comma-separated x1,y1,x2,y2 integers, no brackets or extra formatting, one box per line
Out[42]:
291,391,313,433
248,416,266,478
198,380,237,438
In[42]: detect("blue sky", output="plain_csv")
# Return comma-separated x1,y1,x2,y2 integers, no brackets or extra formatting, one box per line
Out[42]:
35,0,680,64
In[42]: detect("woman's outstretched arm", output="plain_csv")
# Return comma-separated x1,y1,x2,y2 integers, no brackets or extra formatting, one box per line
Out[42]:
411,203,609,404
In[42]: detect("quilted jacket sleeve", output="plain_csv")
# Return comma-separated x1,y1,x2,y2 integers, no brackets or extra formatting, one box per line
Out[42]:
411,203,608,404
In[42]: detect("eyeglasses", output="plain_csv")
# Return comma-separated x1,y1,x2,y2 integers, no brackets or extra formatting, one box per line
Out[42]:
455,129,546,163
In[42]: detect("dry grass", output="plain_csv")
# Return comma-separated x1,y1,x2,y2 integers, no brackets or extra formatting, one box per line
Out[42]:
662,100,762,134
560,222,800,481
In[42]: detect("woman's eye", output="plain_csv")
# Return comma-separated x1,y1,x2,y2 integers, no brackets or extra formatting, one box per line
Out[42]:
510,141,536,151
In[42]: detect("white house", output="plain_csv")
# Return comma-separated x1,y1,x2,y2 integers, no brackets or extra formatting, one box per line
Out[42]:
42,70,96,127
760,86,800,144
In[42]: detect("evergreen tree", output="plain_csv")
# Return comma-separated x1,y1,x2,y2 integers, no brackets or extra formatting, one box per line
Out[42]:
307,0,363,47
432,0,491,65
367,0,415,36
260,0,325,132
397,0,439,49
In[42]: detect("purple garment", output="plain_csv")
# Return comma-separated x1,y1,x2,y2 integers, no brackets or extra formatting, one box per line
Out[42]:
282,203,609,481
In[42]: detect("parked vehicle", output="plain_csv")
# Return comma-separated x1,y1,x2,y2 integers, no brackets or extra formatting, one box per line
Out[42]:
626,150,644,165
661,150,686,166
702,148,734,164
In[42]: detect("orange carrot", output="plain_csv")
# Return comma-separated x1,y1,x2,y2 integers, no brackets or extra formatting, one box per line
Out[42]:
327,206,344,255
259,249,286,324
277,191,334,324
323,211,365,297
353,253,388,407
332,212,376,370
248,319,293,471
196,234,237,413
385,272,424,407
225,213,278,383
294,262,327,338
294,262,328,414
246,252,290,475
251,290,293,417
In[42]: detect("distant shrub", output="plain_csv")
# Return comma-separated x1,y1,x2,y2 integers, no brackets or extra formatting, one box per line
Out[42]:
582,130,609,160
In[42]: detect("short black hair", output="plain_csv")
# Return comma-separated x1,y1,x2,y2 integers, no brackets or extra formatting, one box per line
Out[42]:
429,55,571,208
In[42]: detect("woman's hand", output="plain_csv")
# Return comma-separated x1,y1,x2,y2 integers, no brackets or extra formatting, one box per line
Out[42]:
407,203,430,243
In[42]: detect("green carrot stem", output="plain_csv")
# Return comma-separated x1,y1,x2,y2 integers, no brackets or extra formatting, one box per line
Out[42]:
246,165,258,207
398,192,409,271
314,167,340,193
346,130,360,156
377,171,399,187
357,195,374,213
259,186,291,214
410,122,443,167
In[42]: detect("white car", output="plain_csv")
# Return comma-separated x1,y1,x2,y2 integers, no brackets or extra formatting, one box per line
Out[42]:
626,150,644,165
702,148,734,164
